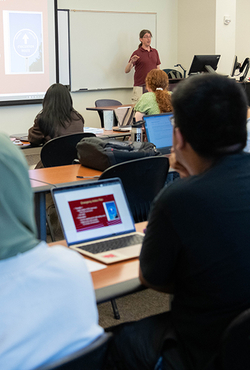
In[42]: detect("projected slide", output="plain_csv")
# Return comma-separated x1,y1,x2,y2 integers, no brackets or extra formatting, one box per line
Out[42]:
0,0,56,104
3,11,44,74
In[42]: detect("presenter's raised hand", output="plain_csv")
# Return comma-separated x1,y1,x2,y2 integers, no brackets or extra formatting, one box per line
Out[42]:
125,55,140,73
130,55,140,64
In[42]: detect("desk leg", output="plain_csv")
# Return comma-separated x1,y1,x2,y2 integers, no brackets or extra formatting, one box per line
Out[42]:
34,192,47,241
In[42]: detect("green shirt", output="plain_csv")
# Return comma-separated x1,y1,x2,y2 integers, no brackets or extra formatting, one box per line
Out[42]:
134,92,160,116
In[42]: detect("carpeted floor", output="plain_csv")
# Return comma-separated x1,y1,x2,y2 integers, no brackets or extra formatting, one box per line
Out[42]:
98,289,171,328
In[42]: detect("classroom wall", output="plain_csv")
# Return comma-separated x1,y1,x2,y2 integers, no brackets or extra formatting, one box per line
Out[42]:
177,0,216,74
177,0,249,78
0,0,178,135
235,0,250,65
215,0,236,75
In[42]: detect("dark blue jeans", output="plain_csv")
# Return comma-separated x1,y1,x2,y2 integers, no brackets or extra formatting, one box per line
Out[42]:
105,312,188,370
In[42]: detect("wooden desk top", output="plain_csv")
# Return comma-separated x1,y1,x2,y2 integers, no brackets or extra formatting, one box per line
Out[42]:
86,104,134,111
29,164,102,187
49,222,147,298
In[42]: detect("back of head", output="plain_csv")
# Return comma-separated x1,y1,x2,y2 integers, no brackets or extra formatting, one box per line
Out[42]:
0,134,38,260
40,83,73,138
172,74,248,157
43,83,73,112
146,69,169,91
146,69,172,113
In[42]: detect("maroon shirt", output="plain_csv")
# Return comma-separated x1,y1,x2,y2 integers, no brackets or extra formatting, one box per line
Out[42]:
129,47,161,86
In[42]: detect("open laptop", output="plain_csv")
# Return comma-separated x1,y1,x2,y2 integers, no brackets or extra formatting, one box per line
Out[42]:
113,106,134,132
51,178,144,264
143,112,173,154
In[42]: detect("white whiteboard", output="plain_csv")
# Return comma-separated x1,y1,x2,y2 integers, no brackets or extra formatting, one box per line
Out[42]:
61,10,157,91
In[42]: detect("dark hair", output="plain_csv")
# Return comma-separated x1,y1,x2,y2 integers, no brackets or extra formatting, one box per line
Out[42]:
37,83,83,138
172,74,248,158
145,69,172,112
138,29,152,48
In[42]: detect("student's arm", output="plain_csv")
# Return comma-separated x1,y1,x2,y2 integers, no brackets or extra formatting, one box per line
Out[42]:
157,65,161,69
139,267,175,293
125,55,140,73
139,191,182,295
135,111,144,122
28,118,46,146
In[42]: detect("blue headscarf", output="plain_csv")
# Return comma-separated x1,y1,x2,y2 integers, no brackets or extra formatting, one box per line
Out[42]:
0,133,39,260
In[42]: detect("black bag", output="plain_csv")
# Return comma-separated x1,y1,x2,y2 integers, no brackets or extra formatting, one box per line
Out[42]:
76,137,160,171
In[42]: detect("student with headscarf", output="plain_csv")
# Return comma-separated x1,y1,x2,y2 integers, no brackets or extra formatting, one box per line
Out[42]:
134,69,172,122
0,133,103,370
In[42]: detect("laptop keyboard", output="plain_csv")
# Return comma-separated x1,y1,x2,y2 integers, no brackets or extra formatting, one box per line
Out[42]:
77,234,144,254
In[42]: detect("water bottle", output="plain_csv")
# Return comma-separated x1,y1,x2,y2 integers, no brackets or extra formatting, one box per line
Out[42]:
131,120,143,142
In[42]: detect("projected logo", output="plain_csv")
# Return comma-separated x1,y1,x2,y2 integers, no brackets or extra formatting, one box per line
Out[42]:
13,29,38,58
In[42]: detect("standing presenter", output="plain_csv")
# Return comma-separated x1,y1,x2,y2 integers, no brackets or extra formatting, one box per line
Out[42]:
125,29,161,103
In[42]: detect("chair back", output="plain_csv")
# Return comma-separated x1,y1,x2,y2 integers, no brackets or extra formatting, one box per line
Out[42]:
95,99,122,128
41,132,95,167
99,156,169,223
218,308,250,369
205,308,250,370
34,332,113,370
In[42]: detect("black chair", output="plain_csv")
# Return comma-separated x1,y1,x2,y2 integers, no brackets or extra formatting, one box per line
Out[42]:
100,156,169,320
95,99,122,128
34,332,113,370
99,156,169,223
205,308,250,370
41,132,96,167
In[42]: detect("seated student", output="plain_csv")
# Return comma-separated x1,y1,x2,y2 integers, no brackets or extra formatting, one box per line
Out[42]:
0,133,103,370
106,74,250,370
134,69,172,122
28,83,84,166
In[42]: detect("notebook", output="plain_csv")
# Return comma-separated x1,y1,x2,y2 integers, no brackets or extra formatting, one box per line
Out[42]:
51,178,144,264
143,113,173,154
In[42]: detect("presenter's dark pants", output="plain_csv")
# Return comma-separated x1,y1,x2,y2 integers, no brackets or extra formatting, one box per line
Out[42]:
105,312,189,370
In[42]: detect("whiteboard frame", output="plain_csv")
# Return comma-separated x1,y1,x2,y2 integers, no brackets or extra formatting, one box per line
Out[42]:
58,8,157,91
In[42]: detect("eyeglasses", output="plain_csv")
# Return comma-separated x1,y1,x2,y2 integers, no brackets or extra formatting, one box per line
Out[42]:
170,116,175,127
143,35,152,39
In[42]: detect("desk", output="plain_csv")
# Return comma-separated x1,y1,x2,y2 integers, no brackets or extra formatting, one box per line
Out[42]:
29,164,102,241
86,104,134,112
49,222,147,304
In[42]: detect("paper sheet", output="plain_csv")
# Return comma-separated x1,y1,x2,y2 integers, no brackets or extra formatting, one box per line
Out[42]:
85,258,107,272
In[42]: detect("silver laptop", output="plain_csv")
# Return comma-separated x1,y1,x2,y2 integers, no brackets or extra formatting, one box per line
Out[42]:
143,113,173,154
113,106,133,132
51,178,144,264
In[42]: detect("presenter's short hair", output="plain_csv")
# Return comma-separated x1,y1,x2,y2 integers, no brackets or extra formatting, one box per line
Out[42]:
172,74,248,157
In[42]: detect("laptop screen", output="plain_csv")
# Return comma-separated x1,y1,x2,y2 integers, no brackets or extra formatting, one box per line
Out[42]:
51,178,135,246
143,113,173,153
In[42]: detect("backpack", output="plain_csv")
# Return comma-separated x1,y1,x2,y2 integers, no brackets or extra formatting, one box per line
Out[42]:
76,137,161,171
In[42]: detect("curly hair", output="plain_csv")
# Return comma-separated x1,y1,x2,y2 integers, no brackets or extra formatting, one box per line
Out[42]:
145,69,172,113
